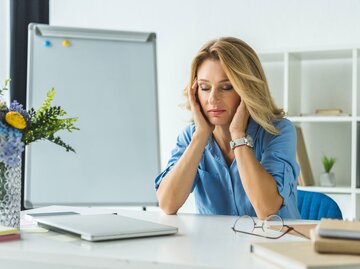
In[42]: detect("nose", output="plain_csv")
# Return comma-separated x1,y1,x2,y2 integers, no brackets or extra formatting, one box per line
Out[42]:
208,88,220,105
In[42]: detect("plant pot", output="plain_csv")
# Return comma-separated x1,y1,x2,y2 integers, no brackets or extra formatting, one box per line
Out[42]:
319,172,336,187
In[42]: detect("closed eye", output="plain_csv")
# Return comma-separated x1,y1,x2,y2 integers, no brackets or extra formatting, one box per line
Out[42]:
199,84,211,91
222,85,233,91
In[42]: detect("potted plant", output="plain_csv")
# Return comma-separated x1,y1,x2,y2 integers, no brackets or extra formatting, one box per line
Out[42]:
319,155,336,187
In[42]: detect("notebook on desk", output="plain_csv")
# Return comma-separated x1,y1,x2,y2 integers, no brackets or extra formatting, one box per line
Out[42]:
36,214,178,242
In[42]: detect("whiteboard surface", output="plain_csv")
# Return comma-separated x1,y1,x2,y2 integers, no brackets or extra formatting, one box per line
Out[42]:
24,24,159,208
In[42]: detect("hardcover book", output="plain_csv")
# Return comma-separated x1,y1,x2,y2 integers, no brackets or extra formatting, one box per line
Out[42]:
295,126,314,186
251,241,360,269
315,108,344,116
318,218,360,240
311,228,360,255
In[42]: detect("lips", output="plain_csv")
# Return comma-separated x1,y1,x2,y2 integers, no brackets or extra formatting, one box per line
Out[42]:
208,108,226,116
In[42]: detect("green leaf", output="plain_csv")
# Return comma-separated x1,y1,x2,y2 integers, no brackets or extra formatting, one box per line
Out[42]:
22,88,79,153
37,87,56,116
322,155,336,173
0,78,11,97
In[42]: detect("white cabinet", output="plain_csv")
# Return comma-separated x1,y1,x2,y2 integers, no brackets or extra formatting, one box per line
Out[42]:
259,48,360,220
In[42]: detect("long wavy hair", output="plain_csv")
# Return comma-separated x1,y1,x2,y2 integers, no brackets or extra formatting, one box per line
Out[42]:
184,37,285,135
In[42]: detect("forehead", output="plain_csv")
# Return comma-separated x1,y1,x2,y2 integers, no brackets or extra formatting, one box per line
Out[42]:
197,59,228,81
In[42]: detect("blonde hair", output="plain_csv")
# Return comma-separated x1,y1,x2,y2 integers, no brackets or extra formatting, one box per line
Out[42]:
184,37,285,135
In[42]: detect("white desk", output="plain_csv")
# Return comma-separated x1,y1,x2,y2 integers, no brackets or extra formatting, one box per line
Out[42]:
0,206,314,269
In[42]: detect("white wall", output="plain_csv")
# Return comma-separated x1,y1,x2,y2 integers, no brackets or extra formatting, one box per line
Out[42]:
0,0,10,103
49,0,360,212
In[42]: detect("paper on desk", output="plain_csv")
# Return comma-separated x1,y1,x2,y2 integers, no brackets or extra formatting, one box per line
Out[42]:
21,217,49,233
269,224,317,239
21,227,49,233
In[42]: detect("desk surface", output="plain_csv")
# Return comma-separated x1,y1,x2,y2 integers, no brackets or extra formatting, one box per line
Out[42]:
0,206,315,269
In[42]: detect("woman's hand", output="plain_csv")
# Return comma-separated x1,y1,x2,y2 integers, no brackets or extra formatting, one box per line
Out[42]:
229,100,249,139
188,79,214,138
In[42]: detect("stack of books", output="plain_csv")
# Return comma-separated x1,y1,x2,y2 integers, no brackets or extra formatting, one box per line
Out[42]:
312,218,360,254
0,225,21,242
251,219,360,268
251,241,360,269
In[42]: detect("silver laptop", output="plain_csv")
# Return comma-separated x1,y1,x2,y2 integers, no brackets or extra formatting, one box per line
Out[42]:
36,214,178,242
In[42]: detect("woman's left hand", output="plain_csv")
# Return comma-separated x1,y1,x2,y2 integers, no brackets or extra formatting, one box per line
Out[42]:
229,100,249,139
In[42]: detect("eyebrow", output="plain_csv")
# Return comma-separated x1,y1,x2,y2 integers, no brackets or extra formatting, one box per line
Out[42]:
197,79,231,83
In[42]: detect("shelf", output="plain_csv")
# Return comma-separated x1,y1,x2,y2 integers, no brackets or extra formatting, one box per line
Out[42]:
287,116,353,122
298,186,352,194
287,52,352,117
260,47,358,220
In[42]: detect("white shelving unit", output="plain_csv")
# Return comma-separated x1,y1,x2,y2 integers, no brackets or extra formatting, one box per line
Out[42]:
259,48,360,220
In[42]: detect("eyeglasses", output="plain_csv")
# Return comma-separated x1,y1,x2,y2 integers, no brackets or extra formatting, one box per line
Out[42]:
231,215,309,239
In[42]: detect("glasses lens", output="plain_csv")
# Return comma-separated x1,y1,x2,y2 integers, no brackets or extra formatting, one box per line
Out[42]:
233,215,255,233
263,215,284,232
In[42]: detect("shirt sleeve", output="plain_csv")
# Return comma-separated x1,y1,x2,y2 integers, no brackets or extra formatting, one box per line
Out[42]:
154,124,195,190
259,119,300,212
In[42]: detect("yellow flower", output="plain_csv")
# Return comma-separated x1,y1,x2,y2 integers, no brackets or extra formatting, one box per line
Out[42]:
5,111,27,129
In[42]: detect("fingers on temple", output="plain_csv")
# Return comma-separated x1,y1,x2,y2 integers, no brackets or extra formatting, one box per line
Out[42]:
189,79,198,104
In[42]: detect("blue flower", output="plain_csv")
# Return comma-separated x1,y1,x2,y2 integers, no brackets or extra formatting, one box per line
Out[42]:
0,122,24,168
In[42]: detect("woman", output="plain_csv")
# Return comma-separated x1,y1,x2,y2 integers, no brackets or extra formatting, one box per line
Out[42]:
155,37,300,219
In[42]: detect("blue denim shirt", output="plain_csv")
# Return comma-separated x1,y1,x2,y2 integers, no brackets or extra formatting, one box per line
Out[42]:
155,118,300,219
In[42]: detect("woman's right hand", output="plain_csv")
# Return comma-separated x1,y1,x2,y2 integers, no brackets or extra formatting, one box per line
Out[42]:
188,79,214,138
157,79,213,215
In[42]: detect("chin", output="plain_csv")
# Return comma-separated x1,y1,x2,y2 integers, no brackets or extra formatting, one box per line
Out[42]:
209,118,230,126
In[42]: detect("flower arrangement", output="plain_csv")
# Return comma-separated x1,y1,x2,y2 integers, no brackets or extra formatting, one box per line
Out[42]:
0,79,79,169
0,79,79,206
322,155,336,173
0,78,79,227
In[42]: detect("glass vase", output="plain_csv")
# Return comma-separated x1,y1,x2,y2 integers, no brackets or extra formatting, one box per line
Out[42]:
0,157,22,228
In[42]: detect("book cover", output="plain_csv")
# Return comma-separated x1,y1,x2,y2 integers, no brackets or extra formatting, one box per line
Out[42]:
295,126,314,186
0,225,19,236
0,233,21,242
311,228,360,255
315,108,343,116
318,218,360,240
251,241,360,269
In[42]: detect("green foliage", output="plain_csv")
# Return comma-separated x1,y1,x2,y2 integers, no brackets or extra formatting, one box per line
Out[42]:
0,80,79,153
322,155,336,173
38,88,56,114
0,79,10,111
22,88,79,152
0,78,10,97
